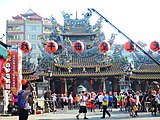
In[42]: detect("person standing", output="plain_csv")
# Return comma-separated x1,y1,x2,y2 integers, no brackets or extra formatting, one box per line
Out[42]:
74,94,80,108
118,92,123,112
113,92,118,109
151,90,157,116
76,91,88,119
51,93,57,113
60,94,64,110
108,91,113,112
68,93,74,110
101,93,111,119
11,81,34,120
98,92,104,112
63,94,68,111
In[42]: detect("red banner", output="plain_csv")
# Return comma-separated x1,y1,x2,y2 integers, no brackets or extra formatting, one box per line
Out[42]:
10,50,19,89
9,49,19,91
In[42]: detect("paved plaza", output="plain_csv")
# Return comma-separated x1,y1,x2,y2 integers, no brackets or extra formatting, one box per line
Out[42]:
0,108,160,120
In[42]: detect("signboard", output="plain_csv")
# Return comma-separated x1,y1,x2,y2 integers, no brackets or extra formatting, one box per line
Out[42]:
6,47,22,92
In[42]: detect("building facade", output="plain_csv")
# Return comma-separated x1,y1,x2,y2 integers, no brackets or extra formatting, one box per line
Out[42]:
6,9,52,63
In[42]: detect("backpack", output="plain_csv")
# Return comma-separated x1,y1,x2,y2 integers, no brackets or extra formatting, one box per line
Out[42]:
14,91,25,109
103,96,107,102
63,98,68,106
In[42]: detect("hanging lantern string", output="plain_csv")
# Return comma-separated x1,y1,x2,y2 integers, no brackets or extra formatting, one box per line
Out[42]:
88,8,160,67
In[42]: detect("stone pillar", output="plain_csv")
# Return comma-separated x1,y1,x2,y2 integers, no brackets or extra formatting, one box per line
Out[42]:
114,79,117,92
103,79,106,93
64,78,68,95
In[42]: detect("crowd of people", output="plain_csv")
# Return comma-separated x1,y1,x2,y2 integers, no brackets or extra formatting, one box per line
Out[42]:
8,85,160,120
47,89,160,119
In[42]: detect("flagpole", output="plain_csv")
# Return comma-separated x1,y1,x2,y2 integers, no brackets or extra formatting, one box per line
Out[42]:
88,8,160,67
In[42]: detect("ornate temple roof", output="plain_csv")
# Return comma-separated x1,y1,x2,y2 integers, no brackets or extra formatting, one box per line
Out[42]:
48,63,125,77
20,8,42,20
12,15,23,20
132,64,160,73
130,64,160,80
54,57,112,68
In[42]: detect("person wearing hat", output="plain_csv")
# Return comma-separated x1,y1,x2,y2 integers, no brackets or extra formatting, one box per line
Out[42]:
76,91,88,119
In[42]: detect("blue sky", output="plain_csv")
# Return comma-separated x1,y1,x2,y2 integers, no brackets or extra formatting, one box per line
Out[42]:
0,0,160,45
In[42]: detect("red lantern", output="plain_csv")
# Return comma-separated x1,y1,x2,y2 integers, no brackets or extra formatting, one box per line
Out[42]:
21,79,27,85
72,41,84,52
46,41,58,53
150,40,159,51
98,40,110,52
19,40,32,53
124,41,135,52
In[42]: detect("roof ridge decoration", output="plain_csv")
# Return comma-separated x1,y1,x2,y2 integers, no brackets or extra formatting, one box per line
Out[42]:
25,8,35,15
38,10,118,66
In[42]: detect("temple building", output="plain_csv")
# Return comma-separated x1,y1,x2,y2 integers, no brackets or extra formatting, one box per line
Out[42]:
5,9,160,97
36,11,160,95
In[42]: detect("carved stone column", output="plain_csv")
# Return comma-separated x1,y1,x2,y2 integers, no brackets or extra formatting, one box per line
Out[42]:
64,78,68,95
103,79,106,93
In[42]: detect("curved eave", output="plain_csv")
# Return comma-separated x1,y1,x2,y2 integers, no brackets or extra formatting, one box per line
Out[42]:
130,74,160,80
132,70,160,73
38,73,47,76
50,72,125,77
54,63,112,68
25,77,39,81
60,32,98,36
22,70,34,75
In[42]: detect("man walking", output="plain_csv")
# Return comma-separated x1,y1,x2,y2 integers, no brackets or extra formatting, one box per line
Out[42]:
76,91,88,119
101,93,111,119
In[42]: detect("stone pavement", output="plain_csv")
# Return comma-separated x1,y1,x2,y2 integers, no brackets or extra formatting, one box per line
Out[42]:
0,108,160,120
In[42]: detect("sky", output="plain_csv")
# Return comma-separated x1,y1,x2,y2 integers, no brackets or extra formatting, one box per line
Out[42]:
0,0,160,46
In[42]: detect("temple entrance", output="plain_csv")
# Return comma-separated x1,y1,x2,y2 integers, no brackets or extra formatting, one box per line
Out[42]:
54,80,61,94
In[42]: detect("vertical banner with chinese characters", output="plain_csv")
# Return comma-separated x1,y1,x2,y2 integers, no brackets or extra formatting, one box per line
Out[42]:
8,47,22,92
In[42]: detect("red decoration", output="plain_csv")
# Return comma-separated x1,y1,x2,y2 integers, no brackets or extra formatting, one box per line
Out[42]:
150,40,159,51
1,77,7,85
72,41,84,52
1,66,7,74
98,41,110,52
46,41,58,53
36,110,43,114
124,41,135,52
90,80,94,84
0,57,6,74
19,40,32,53
21,79,27,85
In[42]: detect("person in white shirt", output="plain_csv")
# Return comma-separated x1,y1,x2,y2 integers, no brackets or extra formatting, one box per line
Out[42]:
76,91,88,119
98,92,104,112
68,93,74,110
51,93,57,112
